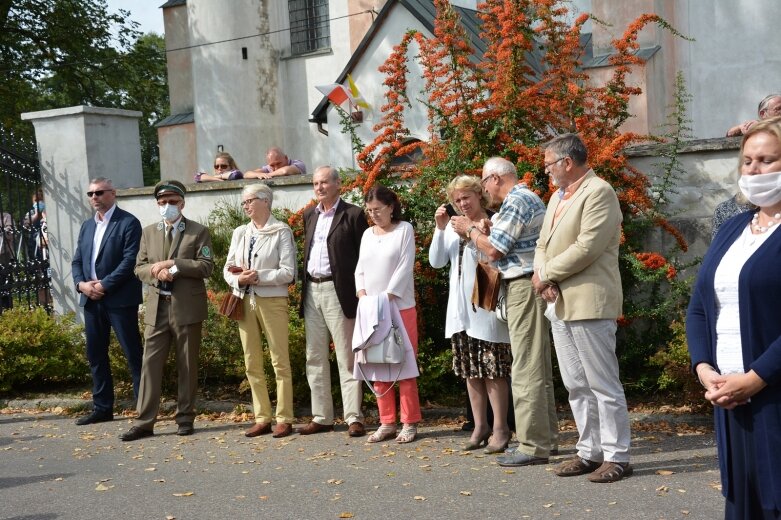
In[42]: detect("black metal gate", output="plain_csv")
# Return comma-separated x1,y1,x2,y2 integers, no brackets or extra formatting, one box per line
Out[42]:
0,127,51,314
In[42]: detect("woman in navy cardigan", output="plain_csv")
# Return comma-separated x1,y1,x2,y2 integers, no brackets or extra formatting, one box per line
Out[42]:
687,117,781,519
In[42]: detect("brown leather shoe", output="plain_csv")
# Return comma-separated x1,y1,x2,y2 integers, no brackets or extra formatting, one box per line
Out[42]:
272,423,293,438
587,461,633,483
347,422,366,437
245,422,272,437
296,421,334,435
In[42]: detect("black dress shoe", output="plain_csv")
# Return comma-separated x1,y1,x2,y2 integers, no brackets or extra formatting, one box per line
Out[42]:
120,426,154,442
75,410,113,426
177,422,194,436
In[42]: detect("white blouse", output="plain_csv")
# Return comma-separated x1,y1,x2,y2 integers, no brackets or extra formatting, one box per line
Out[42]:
714,223,779,374
428,225,510,343
355,221,416,310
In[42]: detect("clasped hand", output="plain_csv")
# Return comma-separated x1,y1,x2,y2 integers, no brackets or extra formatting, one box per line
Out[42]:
237,269,259,286
80,280,105,300
151,260,175,281
698,367,766,410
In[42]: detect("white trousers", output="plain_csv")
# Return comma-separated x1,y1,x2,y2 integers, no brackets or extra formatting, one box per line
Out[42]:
551,318,631,463
304,280,363,425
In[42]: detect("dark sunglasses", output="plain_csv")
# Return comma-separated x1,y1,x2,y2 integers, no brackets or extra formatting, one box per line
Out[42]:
214,163,230,170
87,190,111,197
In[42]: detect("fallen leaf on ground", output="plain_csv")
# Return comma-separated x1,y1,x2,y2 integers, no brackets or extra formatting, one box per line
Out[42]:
460,491,471,496
172,492,194,497
95,483,113,491
656,469,675,475
338,513,354,519
414,496,426,501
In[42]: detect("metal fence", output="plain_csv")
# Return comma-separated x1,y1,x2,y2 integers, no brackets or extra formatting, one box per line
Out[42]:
0,127,50,314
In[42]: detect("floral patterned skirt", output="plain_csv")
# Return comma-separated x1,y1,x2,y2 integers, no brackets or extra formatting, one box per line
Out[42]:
451,330,512,379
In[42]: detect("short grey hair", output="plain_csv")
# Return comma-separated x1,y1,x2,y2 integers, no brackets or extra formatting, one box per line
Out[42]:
483,157,517,177
242,183,274,208
314,165,339,182
758,94,781,117
89,177,114,188
545,133,588,166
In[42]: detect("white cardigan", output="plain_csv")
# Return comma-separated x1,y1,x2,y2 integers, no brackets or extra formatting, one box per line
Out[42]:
428,225,510,343
223,217,297,298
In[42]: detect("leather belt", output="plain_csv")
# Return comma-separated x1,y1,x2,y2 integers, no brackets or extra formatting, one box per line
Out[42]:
307,274,333,283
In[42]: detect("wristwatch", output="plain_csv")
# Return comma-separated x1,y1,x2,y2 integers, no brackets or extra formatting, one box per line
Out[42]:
169,264,179,277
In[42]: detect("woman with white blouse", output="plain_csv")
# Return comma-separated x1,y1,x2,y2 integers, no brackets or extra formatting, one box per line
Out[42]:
429,175,512,453
224,183,296,439
355,185,422,444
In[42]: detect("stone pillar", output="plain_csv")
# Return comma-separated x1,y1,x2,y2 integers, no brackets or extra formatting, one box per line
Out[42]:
20,106,144,319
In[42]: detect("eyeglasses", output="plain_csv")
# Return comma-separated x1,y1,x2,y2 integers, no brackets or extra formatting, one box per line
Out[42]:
241,198,264,207
86,190,111,197
480,174,496,186
365,205,389,216
214,163,231,170
544,156,568,170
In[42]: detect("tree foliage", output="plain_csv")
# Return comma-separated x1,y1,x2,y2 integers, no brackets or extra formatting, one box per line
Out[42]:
316,0,694,393
0,0,168,184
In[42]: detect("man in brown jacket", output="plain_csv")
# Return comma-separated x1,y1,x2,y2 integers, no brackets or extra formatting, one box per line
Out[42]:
120,180,214,441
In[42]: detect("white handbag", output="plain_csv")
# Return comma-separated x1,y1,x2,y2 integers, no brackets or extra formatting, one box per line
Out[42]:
362,325,404,364
495,292,508,323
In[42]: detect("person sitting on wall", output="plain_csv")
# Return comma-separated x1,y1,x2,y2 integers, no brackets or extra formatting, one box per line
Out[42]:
244,147,306,180
726,94,781,137
194,152,243,183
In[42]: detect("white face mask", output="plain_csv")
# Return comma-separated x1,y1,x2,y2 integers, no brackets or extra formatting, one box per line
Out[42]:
738,171,781,207
159,203,181,222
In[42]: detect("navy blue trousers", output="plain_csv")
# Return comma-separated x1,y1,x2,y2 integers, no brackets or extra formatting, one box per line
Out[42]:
84,301,143,413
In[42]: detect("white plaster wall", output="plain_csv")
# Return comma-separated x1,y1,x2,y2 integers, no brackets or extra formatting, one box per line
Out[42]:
674,0,781,139
188,0,280,173
163,4,193,114
325,5,434,169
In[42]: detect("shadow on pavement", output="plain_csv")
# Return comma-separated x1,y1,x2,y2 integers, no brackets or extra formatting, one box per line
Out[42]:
0,473,74,491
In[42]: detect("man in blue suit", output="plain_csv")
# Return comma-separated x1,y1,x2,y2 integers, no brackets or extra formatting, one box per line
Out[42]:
72,177,143,425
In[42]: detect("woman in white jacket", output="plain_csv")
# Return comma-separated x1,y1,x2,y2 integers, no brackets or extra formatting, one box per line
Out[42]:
224,183,297,438
429,175,512,453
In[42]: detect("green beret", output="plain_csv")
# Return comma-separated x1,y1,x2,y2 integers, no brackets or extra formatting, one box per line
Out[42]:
154,180,186,199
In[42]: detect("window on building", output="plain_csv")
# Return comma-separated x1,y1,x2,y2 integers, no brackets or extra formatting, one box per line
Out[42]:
288,0,330,56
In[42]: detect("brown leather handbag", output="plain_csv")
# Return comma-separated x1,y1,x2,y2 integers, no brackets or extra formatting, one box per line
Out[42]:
471,261,502,312
218,292,243,321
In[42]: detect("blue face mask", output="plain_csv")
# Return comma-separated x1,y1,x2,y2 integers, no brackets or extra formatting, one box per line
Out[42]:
159,203,181,222
35,201,45,212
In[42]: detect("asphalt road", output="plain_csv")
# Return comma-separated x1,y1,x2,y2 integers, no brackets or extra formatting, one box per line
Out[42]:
0,409,723,520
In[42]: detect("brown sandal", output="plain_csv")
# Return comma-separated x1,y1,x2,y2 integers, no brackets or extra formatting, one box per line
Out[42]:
587,461,633,483
553,456,602,477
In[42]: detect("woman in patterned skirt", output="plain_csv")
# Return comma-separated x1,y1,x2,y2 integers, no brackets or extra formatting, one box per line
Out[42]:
429,175,512,453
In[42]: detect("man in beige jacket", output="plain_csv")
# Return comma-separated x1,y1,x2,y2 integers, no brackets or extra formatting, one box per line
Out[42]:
533,133,631,483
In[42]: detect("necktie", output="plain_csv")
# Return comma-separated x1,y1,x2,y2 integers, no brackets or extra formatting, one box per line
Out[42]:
164,224,172,257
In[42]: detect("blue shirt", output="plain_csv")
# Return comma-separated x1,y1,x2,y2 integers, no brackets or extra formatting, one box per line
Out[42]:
488,183,546,278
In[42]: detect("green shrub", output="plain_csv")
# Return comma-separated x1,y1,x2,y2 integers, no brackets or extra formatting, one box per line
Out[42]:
0,307,88,391
649,319,702,401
